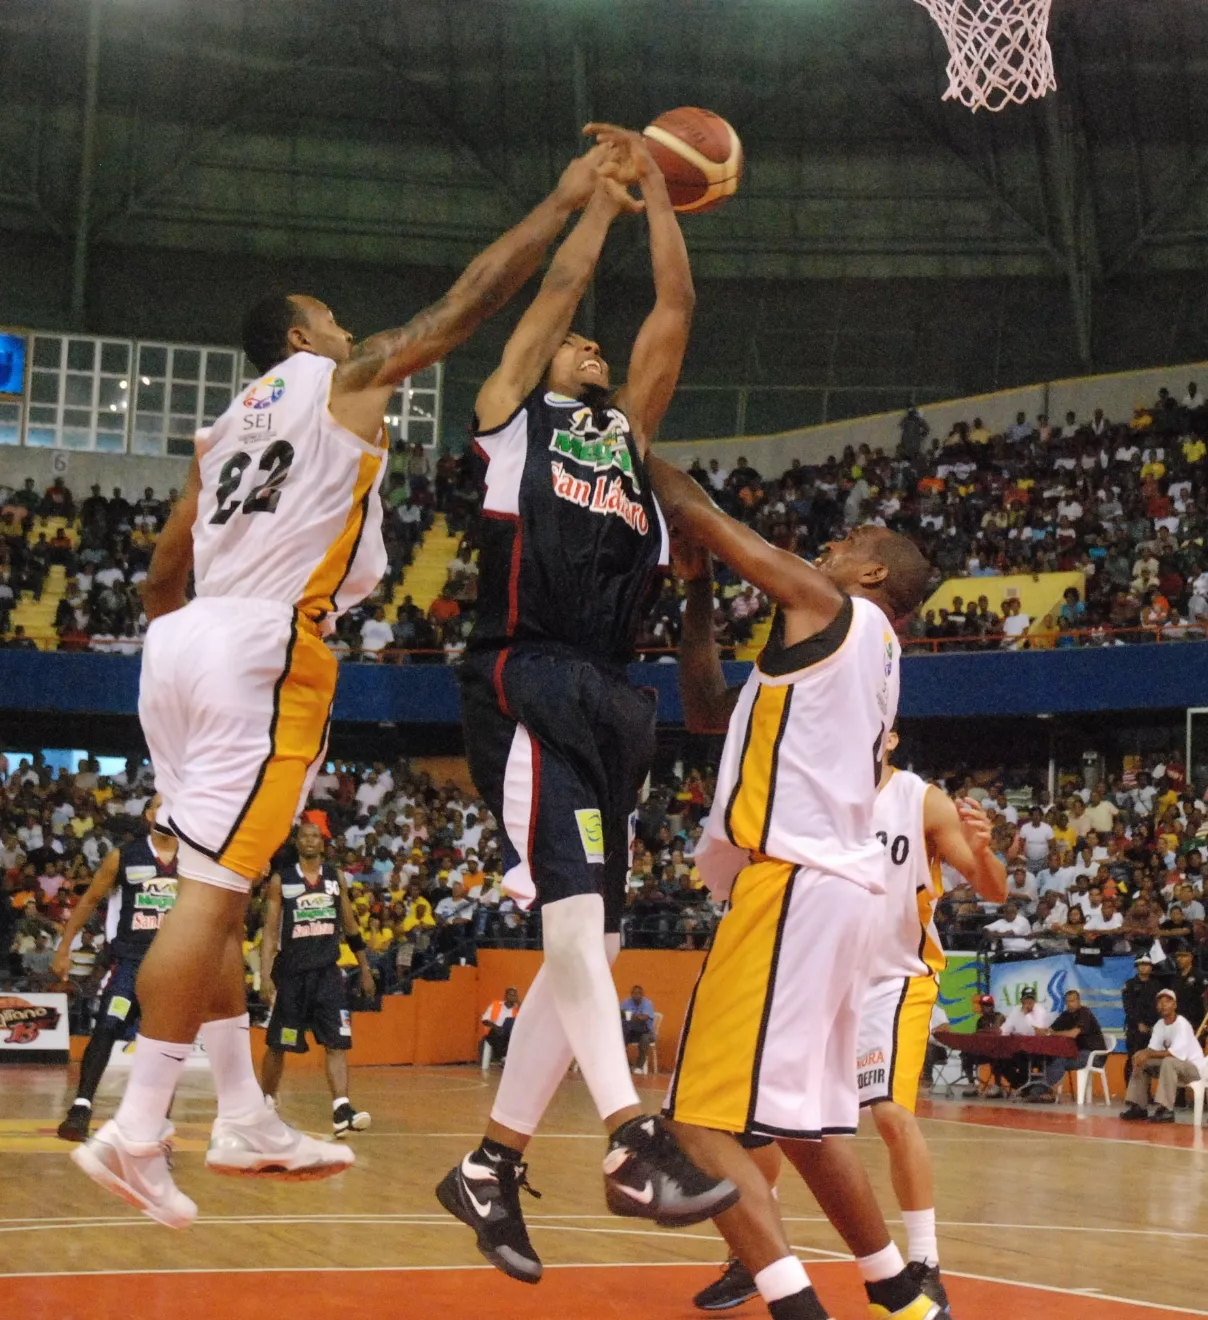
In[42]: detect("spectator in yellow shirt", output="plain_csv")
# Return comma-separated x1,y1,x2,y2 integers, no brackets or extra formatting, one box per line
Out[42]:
1052,813,1077,853
1183,436,1206,464
401,888,436,934
1140,459,1166,481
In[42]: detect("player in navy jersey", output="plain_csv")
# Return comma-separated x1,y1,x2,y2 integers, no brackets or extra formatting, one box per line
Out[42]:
438,125,737,1284
52,799,178,1142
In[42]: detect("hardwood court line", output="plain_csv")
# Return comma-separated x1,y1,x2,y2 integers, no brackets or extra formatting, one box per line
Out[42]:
7,1209,1205,1242
0,1260,1200,1315
923,1111,1206,1150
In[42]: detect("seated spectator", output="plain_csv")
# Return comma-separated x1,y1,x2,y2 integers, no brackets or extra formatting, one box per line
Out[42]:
1120,988,1208,1122
1041,989,1106,1100
1004,862,1039,912
984,900,1034,953
359,607,394,660
619,983,657,1073
481,986,520,1063
444,544,479,603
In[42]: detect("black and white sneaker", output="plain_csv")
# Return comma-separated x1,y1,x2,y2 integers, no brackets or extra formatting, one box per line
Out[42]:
602,1115,740,1227
333,1102,371,1137
905,1261,951,1311
693,1257,759,1311
436,1151,544,1284
57,1102,92,1143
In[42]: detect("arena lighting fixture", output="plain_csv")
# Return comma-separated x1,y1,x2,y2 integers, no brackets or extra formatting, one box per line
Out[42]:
119,379,128,389
140,376,151,385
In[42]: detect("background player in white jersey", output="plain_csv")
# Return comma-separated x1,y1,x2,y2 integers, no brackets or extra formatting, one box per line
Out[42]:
71,147,622,1230
692,735,1005,1314
649,458,941,1320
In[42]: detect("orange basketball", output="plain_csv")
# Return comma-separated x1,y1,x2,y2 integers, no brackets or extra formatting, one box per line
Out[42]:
642,107,742,214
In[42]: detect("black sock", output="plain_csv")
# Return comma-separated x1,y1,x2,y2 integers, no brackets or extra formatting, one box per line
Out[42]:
75,1026,120,1105
477,1136,523,1166
865,1269,920,1314
768,1288,829,1320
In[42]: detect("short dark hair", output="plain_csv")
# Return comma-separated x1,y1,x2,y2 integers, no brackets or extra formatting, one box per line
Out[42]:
242,293,305,374
871,531,931,619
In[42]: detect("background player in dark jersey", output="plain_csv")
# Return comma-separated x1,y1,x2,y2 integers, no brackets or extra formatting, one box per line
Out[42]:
260,821,374,1138
439,126,737,1284
53,798,178,1142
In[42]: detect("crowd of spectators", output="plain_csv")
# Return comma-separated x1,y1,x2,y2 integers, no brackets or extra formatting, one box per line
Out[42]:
930,750,1208,996
0,751,725,1009
679,384,1208,651
6,378,1208,658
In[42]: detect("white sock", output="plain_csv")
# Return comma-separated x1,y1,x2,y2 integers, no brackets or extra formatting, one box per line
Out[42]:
492,932,621,1136
901,1208,939,1266
74,1098,92,1109
857,1242,906,1283
333,1096,350,1110
198,1014,264,1118
113,1036,189,1142
755,1256,811,1303
540,895,638,1124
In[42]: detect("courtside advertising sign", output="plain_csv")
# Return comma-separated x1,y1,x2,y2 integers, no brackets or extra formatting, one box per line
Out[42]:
0,992,69,1052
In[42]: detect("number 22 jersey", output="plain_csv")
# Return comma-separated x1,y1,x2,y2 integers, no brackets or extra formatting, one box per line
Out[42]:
191,351,387,628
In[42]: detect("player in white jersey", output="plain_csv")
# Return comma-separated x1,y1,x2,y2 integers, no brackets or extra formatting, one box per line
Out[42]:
71,146,623,1230
693,739,1005,1314
650,456,943,1320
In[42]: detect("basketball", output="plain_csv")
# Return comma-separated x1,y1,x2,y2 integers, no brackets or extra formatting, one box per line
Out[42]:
642,107,742,214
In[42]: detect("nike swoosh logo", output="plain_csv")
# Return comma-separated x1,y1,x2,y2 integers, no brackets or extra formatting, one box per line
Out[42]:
164,1054,187,1063
464,1181,494,1218
613,1180,654,1205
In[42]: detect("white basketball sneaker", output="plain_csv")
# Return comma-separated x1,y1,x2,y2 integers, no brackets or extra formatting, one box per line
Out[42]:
205,1102,355,1180
71,1120,198,1230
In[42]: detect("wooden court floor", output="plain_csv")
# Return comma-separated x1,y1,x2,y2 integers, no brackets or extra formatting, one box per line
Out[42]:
1,1063,1204,1319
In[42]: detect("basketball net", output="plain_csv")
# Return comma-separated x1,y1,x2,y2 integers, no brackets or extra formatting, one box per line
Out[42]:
913,0,1057,112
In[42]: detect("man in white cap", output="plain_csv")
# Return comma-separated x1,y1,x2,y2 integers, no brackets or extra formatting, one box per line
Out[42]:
1120,987,1208,1123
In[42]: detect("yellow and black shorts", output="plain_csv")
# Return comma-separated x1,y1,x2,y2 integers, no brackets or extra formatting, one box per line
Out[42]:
665,859,878,1141
139,597,336,890
855,973,940,1113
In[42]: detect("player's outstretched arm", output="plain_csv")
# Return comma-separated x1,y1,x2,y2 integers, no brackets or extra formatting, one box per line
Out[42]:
592,125,695,454
674,540,740,734
330,147,622,433
475,171,643,431
49,848,120,981
925,788,1008,904
141,458,201,622
647,454,844,636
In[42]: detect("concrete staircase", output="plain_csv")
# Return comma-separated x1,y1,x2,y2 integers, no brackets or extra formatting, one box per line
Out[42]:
387,514,462,619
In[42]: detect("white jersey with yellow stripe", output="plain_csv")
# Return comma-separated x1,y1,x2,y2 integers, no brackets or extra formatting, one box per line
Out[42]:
191,352,387,629
871,767,946,980
695,594,901,898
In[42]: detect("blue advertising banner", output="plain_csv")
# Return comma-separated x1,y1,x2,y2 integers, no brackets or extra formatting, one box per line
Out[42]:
989,955,1133,1035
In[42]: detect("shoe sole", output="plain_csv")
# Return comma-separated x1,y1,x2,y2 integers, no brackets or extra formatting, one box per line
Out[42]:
57,1126,89,1143
435,1168,542,1285
71,1145,194,1230
693,1286,760,1312
605,1179,741,1228
333,1114,372,1139
206,1152,354,1181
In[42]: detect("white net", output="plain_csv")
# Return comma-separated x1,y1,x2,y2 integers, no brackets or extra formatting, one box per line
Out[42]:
913,0,1057,113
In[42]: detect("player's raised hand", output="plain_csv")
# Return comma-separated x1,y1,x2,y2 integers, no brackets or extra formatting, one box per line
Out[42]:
555,143,620,210
594,173,646,216
955,796,994,855
583,122,657,183
670,534,712,585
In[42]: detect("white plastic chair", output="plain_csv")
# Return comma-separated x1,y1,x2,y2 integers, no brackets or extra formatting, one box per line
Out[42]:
1189,1078,1206,1127
1074,1033,1116,1106
638,1012,664,1075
